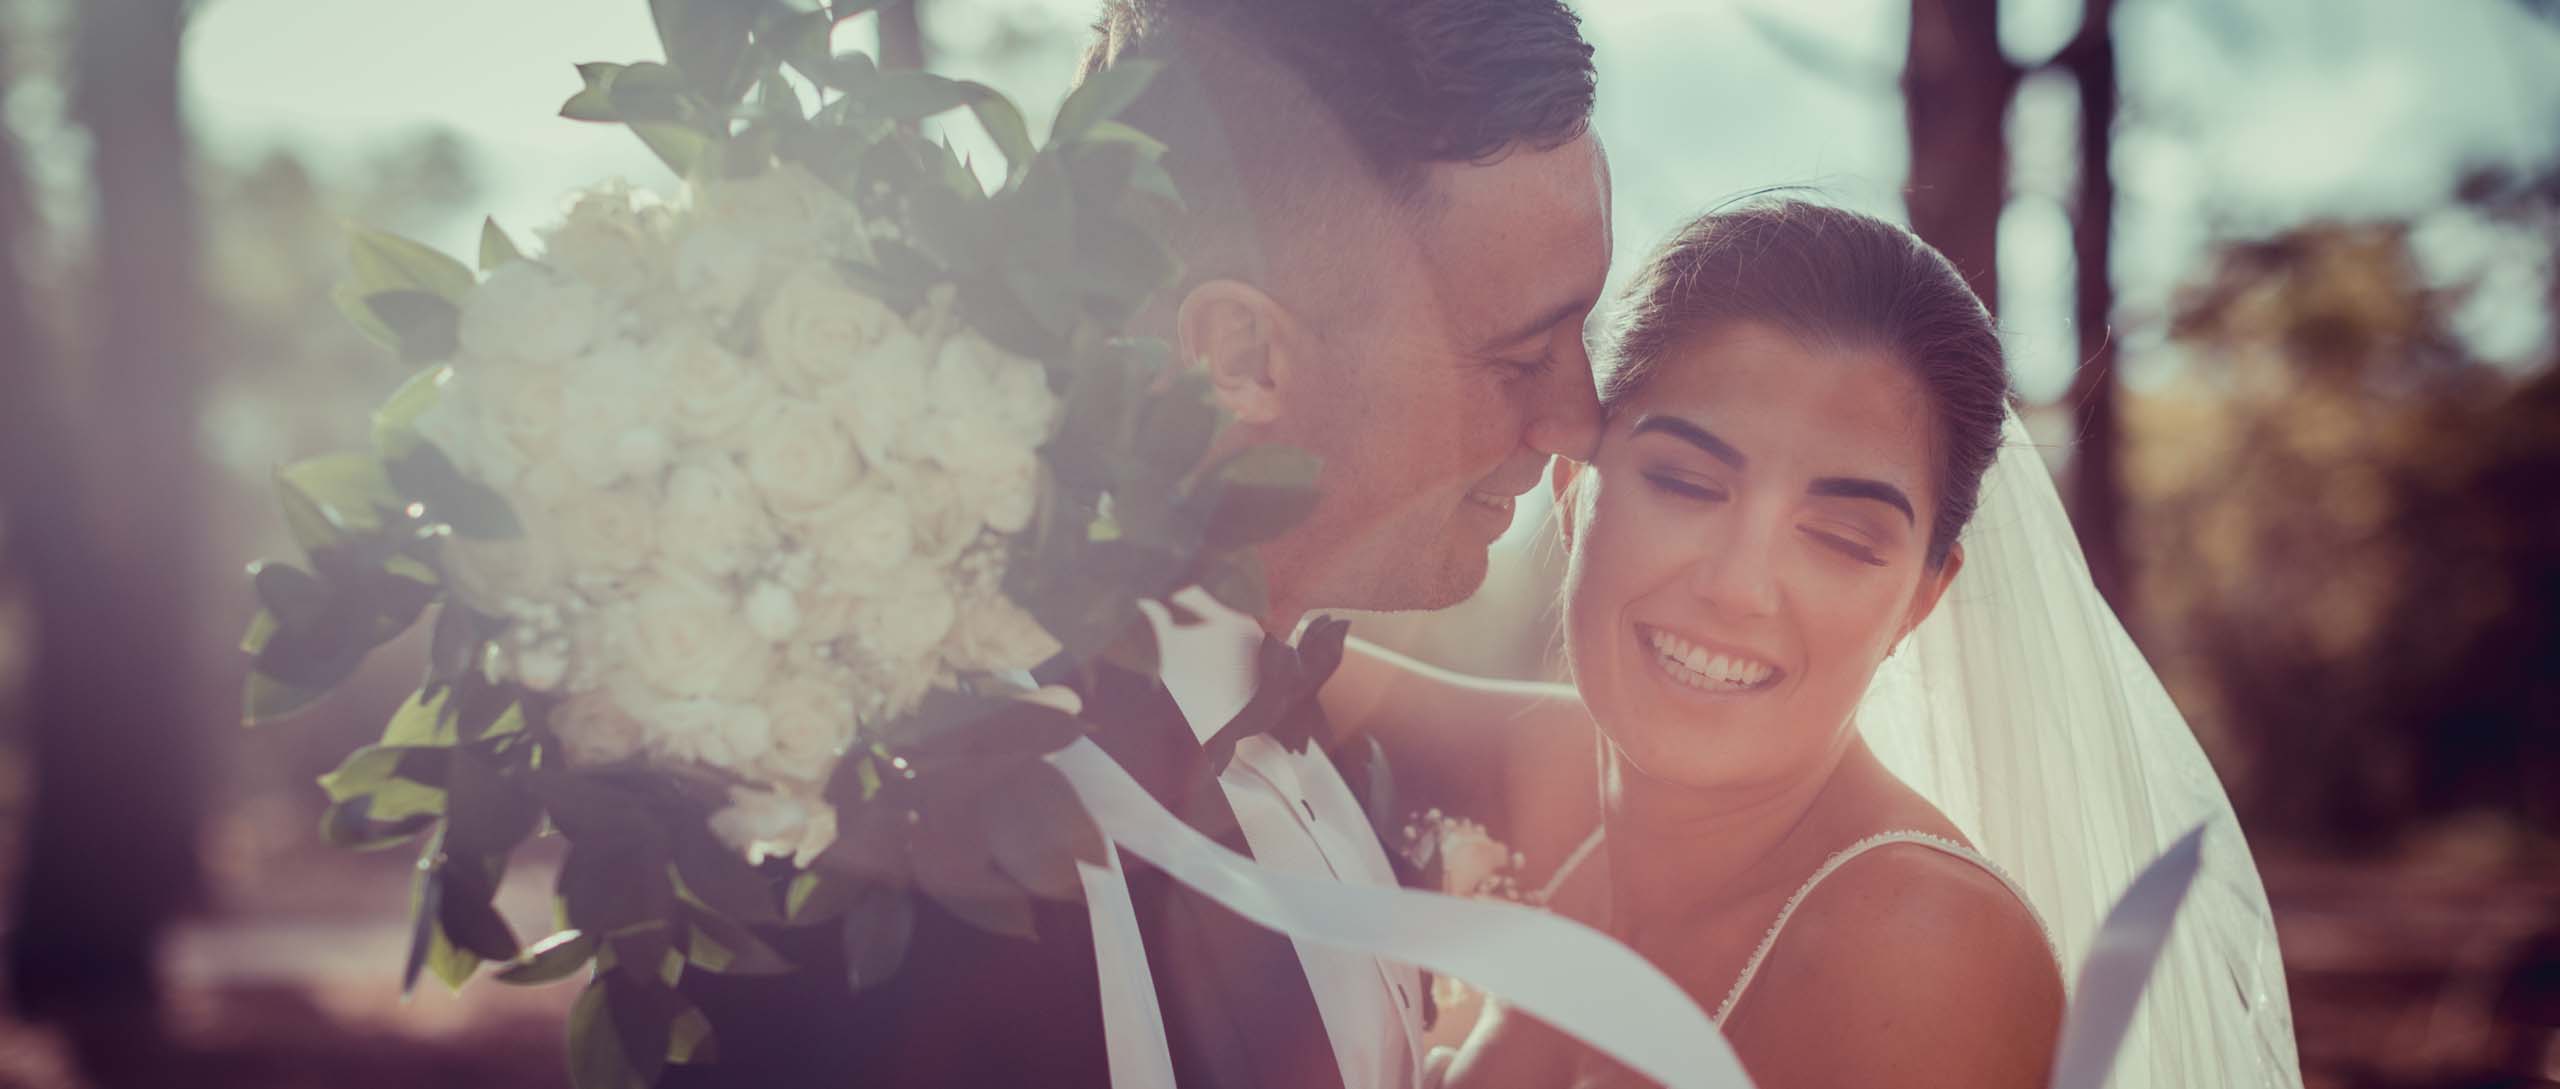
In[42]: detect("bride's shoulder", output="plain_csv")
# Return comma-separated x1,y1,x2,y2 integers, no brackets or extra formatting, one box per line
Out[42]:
1726,842,2063,1087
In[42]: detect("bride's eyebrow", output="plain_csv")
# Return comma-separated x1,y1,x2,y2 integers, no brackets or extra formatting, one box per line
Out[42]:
1630,414,1745,469
1808,477,1916,524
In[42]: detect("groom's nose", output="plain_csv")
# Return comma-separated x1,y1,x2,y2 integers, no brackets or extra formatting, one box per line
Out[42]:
1523,358,1602,462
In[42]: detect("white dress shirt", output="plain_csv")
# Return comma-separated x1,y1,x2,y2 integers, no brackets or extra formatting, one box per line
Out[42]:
1075,589,1426,1089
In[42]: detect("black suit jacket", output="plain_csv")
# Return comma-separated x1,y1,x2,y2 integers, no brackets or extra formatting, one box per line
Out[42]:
664,662,1344,1089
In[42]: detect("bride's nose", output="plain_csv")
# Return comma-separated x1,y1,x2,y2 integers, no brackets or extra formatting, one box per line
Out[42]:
1684,516,1780,620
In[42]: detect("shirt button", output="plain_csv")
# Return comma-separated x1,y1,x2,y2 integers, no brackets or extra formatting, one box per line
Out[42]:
1301,799,1318,821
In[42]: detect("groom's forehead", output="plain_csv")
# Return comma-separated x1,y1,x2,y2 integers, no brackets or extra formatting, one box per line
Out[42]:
1410,136,1612,340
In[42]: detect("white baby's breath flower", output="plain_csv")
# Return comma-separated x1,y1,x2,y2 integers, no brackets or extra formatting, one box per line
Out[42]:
460,262,605,365
759,266,906,396
894,465,989,563
709,786,839,867
1437,819,1514,898
658,453,775,579
549,689,649,766
742,400,861,519
637,694,775,772
610,574,773,701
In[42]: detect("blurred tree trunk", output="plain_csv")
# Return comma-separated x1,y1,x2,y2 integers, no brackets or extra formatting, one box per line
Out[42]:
877,0,925,70
2058,0,2129,609
5,0,207,1064
1903,0,2017,314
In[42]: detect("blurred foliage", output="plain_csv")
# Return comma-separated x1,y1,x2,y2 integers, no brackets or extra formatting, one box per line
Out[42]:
2128,168,2560,852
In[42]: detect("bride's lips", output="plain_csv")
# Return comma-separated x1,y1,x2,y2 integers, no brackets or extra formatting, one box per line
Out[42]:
1635,623,1785,698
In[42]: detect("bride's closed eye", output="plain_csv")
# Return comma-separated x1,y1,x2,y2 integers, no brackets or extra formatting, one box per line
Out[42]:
1641,468,1727,502
1800,525,1887,566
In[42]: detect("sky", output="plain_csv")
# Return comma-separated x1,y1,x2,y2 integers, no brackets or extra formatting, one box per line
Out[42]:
171,0,2560,400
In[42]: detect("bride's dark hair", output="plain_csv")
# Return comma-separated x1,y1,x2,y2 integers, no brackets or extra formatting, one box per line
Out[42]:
1601,199,2012,568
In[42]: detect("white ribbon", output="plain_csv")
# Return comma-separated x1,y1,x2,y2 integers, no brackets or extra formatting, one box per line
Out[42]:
1049,735,2211,1089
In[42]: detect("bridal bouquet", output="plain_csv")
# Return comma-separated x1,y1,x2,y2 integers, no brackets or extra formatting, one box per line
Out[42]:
239,3,1311,1082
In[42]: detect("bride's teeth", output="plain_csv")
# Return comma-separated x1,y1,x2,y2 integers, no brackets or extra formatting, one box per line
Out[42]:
1645,626,1775,692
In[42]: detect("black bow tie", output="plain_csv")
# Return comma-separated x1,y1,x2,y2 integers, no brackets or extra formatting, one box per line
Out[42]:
1199,615,1351,777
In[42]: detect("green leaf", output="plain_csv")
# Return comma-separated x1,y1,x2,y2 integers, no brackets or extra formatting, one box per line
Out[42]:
966,88,1033,184
561,62,627,122
387,443,523,538
1199,552,1270,619
985,762,1104,901
860,70,978,123
1050,59,1163,146
373,364,452,462
239,608,279,656
404,842,446,995
605,61,701,125
366,290,461,364
558,842,677,938
438,854,522,962
333,279,400,351
349,228,476,302
681,906,794,975
446,745,541,862
567,980,657,1089
840,884,915,991
379,685,459,748
672,824,782,925
667,1003,716,1065
496,929,596,985
631,121,713,179
319,794,438,851
319,745,453,821
276,452,398,549
651,0,759,107
427,603,487,688
1194,445,1325,552
479,217,525,272
250,560,331,631
243,671,330,725
831,0,888,18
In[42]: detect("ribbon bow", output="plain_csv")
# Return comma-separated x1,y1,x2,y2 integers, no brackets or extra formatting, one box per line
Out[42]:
1199,614,1352,777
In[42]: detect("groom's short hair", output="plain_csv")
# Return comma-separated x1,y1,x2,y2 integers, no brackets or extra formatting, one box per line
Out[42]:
1077,0,1596,323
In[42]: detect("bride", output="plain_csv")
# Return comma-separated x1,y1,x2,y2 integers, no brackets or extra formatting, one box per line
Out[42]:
1322,200,2302,1088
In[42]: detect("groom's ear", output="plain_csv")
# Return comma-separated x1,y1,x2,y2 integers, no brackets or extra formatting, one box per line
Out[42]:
1177,279,1292,426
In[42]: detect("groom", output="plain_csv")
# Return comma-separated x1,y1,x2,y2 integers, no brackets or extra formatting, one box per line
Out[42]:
670,2,1610,1086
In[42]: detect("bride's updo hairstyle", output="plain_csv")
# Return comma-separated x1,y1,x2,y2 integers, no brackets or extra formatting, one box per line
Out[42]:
1599,200,2011,568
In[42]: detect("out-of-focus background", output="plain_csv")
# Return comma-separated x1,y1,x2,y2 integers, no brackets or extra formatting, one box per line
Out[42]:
0,0,2553,1086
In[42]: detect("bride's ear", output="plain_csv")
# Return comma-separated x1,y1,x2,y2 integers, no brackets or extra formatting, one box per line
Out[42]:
1897,542,1964,643
1177,279,1292,425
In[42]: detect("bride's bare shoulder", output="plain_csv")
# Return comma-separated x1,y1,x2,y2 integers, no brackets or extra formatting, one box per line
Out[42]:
1724,845,2064,1089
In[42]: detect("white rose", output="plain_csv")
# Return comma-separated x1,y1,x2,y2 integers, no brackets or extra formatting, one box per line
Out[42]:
851,565,958,666
709,786,839,867
758,266,906,397
610,574,773,701
916,413,1043,535
460,262,605,365
942,592,1060,674
633,694,774,772
742,400,862,519
546,485,658,583
694,163,867,259
673,226,764,318
549,689,649,766
659,326,768,443
823,331,931,464
556,340,678,488
893,465,986,562
796,477,913,598
988,355,1060,438
442,534,568,616
473,365,569,480
758,670,856,785
658,453,775,579
541,184,670,298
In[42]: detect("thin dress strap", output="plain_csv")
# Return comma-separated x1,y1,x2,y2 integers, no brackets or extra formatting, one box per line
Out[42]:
1713,830,2056,1024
